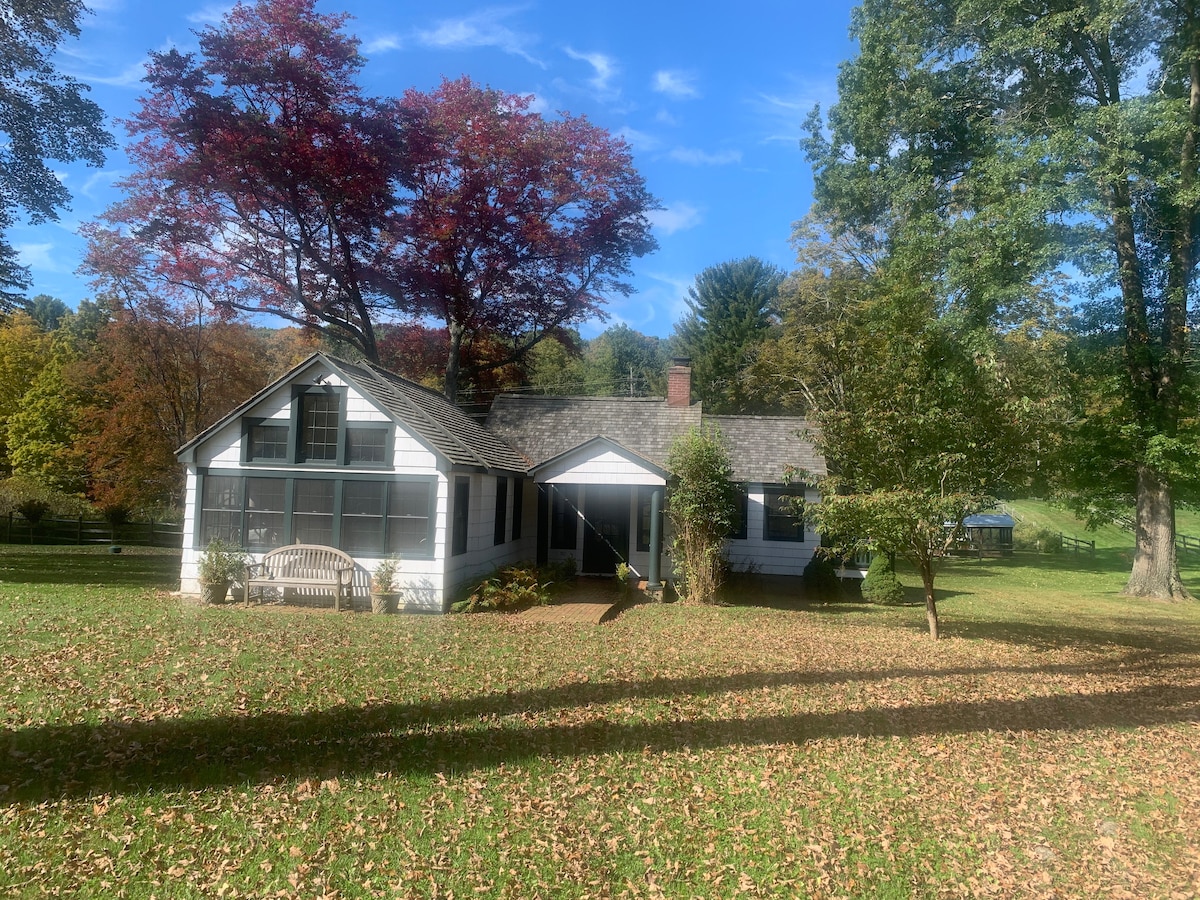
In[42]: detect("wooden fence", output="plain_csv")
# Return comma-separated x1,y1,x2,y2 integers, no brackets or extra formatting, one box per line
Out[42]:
0,514,183,548
1059,533,1095,558
1178,534,1200,556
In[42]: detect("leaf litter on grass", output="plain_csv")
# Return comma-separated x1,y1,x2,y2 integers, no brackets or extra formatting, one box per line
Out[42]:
0,550,1199,898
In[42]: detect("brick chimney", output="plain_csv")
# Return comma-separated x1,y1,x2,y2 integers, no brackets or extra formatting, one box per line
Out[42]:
667,357,692,408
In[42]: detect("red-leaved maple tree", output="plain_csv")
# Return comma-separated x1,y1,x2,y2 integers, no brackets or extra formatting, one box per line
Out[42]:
383,76,657,399
87,0,658,402
84,0,409,361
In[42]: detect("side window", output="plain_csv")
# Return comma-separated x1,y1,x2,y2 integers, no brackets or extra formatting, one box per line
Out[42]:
763,487,805,542
494,477,508,545
452,476,470,556
511,478,524,540
729,483,749,540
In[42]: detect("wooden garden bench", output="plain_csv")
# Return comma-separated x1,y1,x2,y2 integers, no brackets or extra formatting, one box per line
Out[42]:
243,543,356,611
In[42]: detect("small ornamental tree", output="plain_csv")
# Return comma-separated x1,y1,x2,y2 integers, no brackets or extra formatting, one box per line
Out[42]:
812,486,984,639
665,426,738,604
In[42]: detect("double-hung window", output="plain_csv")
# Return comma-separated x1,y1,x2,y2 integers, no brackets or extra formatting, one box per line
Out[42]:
763,487,805,542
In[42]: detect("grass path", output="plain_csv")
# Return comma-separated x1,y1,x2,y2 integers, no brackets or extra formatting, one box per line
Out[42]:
0,544,1198,898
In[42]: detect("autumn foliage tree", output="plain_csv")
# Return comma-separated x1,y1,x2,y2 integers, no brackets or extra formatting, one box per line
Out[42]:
386,77,657,399
86,0,409,361
90,0,657,402
76,293,268,511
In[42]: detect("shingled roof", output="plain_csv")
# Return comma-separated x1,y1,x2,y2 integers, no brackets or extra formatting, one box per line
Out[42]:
706,415,825,483
487,394,824,484
487,395,702,468
328,356,530,474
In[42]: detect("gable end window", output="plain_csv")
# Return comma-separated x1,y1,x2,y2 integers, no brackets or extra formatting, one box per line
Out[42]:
246,420,289,462
346,426,390,465
763,487,805,542
300,390,342,462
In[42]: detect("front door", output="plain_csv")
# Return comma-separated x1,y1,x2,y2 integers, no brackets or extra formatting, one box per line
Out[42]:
581,486,631,575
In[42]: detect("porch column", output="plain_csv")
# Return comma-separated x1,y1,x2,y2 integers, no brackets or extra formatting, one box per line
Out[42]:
647,487,664,591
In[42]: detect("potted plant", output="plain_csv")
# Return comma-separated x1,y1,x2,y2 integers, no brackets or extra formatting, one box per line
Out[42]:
197,538,247,605
371,556,401,614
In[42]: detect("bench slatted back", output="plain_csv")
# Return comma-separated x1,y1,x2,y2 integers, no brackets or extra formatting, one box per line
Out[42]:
262,544,355,582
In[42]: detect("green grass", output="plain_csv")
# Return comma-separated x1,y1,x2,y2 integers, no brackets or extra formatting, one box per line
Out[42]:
0,538,1198,898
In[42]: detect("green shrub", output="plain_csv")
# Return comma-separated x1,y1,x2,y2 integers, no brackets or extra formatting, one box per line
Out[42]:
1013,523,1062,553
0,476,93,519
802,554,841,603
862,553,905,605
666,426,737,604
452,563,557,614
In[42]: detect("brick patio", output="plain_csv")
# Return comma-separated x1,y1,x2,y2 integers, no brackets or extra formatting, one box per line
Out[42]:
517,577,629,624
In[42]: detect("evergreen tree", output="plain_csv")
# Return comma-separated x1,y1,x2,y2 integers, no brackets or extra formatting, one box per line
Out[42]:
672,257,784,413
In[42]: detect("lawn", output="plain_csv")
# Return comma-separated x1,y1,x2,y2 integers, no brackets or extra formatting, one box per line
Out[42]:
0,541,1198,898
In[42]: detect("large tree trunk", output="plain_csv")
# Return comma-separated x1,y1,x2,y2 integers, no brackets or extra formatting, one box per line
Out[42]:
919,561,939,640
1125,465,1192,600
443,318,464,402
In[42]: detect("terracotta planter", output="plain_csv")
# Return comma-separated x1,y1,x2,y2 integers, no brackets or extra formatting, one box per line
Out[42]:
371,591,399,614
201,579,230,605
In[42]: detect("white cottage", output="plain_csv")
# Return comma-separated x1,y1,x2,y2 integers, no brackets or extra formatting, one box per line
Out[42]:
177,353,826,610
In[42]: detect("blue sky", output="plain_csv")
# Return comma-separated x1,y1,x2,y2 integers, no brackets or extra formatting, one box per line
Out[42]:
19,0,859,338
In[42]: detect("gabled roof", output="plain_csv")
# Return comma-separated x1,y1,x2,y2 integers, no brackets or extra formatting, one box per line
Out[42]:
488,394,825,485
329,356,528,473
529,435,669,480
177,353,528,474
488,394,701,469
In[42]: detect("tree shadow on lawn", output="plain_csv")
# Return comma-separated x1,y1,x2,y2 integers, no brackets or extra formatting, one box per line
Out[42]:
0,549,180,590
3,649,1197,804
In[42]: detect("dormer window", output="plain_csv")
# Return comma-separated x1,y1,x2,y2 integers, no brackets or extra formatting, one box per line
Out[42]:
300,390,341,462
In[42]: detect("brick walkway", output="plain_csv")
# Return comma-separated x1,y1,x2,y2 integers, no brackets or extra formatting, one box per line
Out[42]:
517,577,626,624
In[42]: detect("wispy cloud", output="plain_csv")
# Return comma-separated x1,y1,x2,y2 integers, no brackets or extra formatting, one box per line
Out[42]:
186,3,232,25
362,34,404,54
616,126,661,153
414,8,543,67
753,74,838,144
668,147,742,166
564,46,619,100
80,170,125,200
647,202,702,236
82,58,150,88
652,70,699,99
16,243,64,273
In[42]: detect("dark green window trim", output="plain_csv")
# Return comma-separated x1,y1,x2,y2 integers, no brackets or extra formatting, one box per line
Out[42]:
291,385,348,465
243,419,290,464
